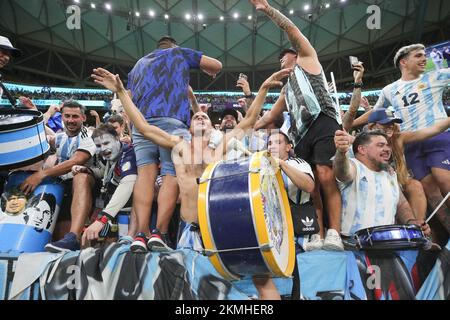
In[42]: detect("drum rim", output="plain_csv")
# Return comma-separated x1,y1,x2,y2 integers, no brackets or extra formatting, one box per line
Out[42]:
355,224,422,235
0,109,44,132
249,151,295,277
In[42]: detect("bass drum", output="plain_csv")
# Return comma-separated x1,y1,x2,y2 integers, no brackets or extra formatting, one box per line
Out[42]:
0,109,50,170
198,151,295,281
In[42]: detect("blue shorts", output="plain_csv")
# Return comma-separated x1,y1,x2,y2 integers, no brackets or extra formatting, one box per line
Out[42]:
404,131,450,180
132,117,190,176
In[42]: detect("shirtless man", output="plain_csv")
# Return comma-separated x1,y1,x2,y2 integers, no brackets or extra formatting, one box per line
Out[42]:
92,66,292,300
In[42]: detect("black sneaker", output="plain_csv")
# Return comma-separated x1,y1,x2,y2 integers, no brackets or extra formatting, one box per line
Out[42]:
45,232,80,253
130,232,149,253
147,229,172,252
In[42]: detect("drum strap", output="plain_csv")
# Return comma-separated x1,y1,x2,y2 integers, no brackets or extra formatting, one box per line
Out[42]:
196,169,260,184
203,243,272,257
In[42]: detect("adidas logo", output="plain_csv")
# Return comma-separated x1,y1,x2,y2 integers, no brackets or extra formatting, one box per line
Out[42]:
442,159,450,165
301,217,314,227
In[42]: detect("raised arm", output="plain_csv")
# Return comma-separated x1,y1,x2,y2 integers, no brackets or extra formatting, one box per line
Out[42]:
200,55,222,78
217,69,292,156
342,63,364,132
254,88,286,130
333,130,356,183
92,68,181,150
399,116,450,146
188,86,200,114
251,0,320,70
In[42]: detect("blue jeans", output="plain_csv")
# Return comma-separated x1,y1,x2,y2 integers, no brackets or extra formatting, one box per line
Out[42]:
132,117,190,176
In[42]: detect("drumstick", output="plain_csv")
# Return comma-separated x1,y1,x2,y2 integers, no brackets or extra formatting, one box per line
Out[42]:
425,191,450,224
0,75,17,108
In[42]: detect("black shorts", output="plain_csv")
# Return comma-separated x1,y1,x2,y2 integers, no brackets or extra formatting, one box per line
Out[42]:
58,177,100,222
294,113,341,166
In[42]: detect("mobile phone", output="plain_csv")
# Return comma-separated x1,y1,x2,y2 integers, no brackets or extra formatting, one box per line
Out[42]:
349,56,359,68
239,73,248,80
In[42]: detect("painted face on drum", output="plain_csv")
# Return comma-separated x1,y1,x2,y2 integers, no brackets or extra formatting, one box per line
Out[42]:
268,133,291,160
28,200,52,231
62,107,86,136
94,133,121,161
5,195,27,215
0,49,11,69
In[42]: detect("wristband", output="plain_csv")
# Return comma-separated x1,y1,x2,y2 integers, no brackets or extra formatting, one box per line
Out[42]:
244,93,254,99
96,215,109,225
353,82,363,89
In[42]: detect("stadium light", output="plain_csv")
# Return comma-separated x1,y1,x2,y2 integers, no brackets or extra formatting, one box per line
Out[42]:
325,3,330,8
185,13,191,20
248,15,252,20
198,13,204,20
233,12,239,19
289,9,294,15
105,3,112,11
135,12,140,17
304,4,310,11
90,3,96,9
149,10,155,17
164,14,169,20
220,16,224,21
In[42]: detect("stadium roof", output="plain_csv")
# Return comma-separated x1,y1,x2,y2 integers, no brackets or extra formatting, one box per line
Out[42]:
0,0,449,90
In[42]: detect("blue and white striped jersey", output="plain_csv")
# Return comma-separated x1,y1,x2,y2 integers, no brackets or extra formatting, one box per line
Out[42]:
374,69,450,132
339,158,400,236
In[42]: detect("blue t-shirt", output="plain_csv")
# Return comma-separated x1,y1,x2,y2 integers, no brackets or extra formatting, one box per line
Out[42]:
112,143,138,184
127,47,203,126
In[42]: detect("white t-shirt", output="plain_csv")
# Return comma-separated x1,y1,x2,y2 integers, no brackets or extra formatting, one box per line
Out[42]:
282,158,314,205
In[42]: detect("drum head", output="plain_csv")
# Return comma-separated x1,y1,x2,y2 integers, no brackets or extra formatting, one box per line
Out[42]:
0,109,43,132
249,152,295,277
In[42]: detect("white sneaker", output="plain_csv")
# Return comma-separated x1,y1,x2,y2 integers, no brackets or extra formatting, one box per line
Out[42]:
304,234,324,251
322,229,344,251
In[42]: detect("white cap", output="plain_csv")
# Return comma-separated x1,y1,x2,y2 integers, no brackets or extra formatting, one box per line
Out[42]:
0,36,22,57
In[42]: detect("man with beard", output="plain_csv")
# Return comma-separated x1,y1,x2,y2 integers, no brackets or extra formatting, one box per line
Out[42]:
20,101,97,252
333,130,431,237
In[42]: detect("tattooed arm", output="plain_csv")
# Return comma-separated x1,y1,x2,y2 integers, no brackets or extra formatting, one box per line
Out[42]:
333,130,356,183
342,63,364,132
251,1,319,62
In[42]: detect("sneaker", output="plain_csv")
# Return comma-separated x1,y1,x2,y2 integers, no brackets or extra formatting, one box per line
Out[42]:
322,229,344,251
45,232,80,253
130,233,149,253
117,235,134,245
304,234,324,251
147,229,173,252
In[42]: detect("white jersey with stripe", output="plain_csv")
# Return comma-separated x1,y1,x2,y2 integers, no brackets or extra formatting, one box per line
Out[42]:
339,158,400,236
55,126,96,180
374,69,450,132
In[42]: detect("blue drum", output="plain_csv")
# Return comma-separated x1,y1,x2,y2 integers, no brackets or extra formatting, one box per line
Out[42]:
0,109,50,170
198,151,295,281
354,224,427,251
0,171,63,253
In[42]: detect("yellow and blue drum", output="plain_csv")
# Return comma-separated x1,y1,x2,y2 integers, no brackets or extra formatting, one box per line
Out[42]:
198,151,295,281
